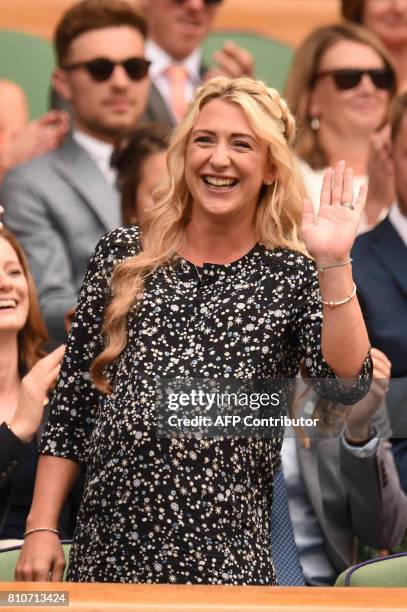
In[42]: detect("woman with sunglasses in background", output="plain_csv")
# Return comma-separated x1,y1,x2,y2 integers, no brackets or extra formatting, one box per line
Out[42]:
285,22,397,234
341,0,407,89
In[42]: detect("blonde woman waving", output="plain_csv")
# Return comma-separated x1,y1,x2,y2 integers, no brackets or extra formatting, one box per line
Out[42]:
17,77,371,585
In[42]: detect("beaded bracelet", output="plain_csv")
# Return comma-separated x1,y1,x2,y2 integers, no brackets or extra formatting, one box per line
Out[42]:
316,258,353,273
319,282,357,308
23,527,60,538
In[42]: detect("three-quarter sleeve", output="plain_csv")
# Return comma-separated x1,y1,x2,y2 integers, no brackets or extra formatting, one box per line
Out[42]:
291,256,372,405
40,227,140,464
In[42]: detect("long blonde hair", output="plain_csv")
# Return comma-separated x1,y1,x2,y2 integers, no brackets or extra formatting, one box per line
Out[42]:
91,76,306,393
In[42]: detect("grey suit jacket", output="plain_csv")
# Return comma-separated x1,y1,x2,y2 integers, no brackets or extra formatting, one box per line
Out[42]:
142,61,208,127
1,136,121,344
297,432,407,581
142,83,176,127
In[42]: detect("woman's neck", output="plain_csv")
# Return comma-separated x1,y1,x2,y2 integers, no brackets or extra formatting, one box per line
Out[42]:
0,334,20,422
318,128,370,176
182,214,257,265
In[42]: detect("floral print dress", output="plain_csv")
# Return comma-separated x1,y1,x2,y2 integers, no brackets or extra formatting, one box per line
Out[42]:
40,226,371,584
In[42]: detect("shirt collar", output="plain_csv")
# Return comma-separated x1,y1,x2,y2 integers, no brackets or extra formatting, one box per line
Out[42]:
389,202,407,247
145,39,202,83
73,129,114,166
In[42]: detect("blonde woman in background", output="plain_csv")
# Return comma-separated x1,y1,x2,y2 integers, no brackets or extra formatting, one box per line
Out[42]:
16,77,370,584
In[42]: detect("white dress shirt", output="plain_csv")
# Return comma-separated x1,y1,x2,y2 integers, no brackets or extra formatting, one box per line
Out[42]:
73,129,116,186
145,39,202,122
389,202,407,247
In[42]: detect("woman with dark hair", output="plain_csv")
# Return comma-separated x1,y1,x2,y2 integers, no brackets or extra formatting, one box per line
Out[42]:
17,77,371,584
0,225,65,547
341,0,407,88
285,22,397,233
117,124,171,226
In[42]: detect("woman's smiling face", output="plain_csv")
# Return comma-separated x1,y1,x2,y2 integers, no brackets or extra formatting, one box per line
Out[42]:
185,98,273,223
0,237,29,336
363,0,407,49
309,39,391,139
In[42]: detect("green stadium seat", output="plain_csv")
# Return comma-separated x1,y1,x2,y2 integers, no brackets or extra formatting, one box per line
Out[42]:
0,30,55,119
335,553,407,587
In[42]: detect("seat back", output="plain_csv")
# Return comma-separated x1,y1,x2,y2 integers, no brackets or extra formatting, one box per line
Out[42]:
0,29,55,118
202,30,293,92
335,553,407,587
0,541,72,581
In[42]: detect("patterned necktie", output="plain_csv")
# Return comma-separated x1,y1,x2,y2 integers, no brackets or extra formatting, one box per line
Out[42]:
271,468,305,585
165,64,189,123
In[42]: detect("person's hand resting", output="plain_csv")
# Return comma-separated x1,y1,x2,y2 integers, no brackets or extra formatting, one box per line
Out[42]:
344,348,391,443
0,111,69,182
9,345,65,443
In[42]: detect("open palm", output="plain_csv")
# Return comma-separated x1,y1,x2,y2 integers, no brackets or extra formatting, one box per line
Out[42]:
301,161,367,261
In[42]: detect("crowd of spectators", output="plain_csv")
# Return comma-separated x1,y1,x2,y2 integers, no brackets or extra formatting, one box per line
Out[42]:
0,0,406,587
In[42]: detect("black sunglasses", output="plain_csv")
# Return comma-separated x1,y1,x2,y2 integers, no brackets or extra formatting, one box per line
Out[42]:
313,68,395,91
63,57,151,82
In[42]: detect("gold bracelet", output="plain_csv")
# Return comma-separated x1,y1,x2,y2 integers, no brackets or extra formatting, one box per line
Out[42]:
23,527,60,538
319,282,357,308
316,258,352,273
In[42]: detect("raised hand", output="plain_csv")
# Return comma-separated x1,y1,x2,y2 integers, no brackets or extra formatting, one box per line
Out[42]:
0,110,69,180
9,345,65,443
204,41,254,80
366,124,395,225
301,160,367,262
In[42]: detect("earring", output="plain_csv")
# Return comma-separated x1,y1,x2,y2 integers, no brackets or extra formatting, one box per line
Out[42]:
264,179,272,186
310,116,320,131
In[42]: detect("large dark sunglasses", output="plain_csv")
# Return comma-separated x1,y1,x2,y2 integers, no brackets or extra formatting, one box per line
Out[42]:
63,57,151,82
313,68,395,91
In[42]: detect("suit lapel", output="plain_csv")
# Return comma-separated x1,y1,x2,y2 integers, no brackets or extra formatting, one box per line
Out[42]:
51,136,121,231
145,84,176,127
371,217,407,299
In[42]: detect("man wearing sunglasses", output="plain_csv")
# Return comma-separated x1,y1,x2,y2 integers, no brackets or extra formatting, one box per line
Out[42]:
139,0,253,126
2,0,150,345
352,91,407,494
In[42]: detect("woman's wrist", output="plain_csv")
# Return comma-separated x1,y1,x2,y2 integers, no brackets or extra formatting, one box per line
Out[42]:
315,254,352,267
26,512,59,531
344,423,372,444
8,417,35,443
23,527,59,538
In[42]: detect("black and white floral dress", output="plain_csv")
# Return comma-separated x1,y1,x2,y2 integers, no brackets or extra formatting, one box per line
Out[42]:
40,226,371,584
